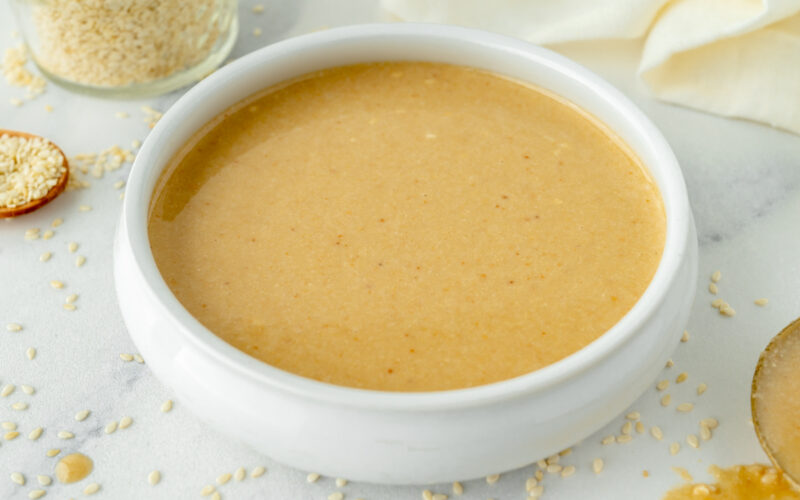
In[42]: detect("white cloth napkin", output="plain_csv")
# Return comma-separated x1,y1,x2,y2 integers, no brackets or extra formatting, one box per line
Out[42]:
382,0,800,135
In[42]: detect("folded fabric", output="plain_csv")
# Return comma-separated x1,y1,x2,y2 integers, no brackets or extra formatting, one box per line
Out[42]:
383,0,800,135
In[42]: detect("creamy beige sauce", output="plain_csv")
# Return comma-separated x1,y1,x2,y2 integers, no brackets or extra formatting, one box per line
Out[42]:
662,464,799,499
753,320,800,484
149,62,665,391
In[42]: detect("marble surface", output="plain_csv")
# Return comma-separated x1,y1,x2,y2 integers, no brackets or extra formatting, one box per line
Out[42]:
2,1,800,499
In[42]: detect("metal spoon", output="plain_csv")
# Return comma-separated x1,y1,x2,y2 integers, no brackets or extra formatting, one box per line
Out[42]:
0,129,69,218
751,316,800,490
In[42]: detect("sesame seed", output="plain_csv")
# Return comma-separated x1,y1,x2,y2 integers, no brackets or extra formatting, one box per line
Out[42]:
131,140,141,148
115,111,129,119
104,421,117,434
46,448,60,457
51,218,62,227
4,431,19,440
21,384,34,395
37,475,51,486
670,442,680,455
681,330,690,342
529,485,544,498
561,465,576,478
161,399,173,413
66,294,78,304
546,454,559,465
626,411,640,420
234,467,245,481
133,354,144,363
537,459,547,469
113,180,125,189
650,426,664,441
616,434,633,444
119,353,133,362
697,383,707,395
422,490,433,500
754,298,769,306
711,270,721,282
75,255,86,267
306,473,320,483
26,347,36,360
252,4,264,12
666,359,674,368
711,298,724,308
6,322,22,332
661,394,671,407
50,280,64,289
39,252,51,262
74,409,90,421
11,472,25,485
148,470,160,485
559,448,572,456
210,492,220,500
12,401,28,410
720,304,736,316
1,421,14,430
10,98,23,107
216,472,231,485
592,458,604,474
486,473,500,484
336,478,348,487
601,435,615,445
535,469,543,481
708,283,718,294
701,418,719,429
452,481,463,495
693,484,711,496
1,384,15,397
78,205,92,212
42,230,54,240
83,482,100,495
687,434,700,448
431,494,447,500
28,427,42,440
525,477,539,491
57,430,74,439
546,464,562,474
700,425,712,441
200,485,215,496
621,421,632,435
252,28,263,36
119,416,133,429
328,493,344,500
63,304,76,311
676,372,688,383
251,466,265,478
635,421,645,434
677,403,695,413
44,104,53,112
28,490,45,499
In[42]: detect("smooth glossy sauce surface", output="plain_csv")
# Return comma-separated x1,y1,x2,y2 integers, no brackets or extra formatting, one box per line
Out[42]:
149,62,666,391
662,464,799,499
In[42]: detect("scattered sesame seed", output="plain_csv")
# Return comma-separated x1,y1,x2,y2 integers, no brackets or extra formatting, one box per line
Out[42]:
39,252,51,262
666,359,674,368
601,435,615,445
161,399,173,413
42,230,54,240
115,111,129,119
537,459,547,469
559,448,572,456
50,280,64,289
711,298,724,308
252,28,263,36
701,418,719,429
676,372,688,384
66,294,78,304
431,494,447,500
1,384,15,397
133,354,144,363
592,458,604,474
44,105,53,112
561,465,576,478
650,426,664,441
452,481,463,495
708,283,718,295
131,140,141,148
252,4,264,13
697,383,708,395
529,485,544,498
26,347,36,360
626,412,640,420
328,493,343,500
119,416,132,429
113,180,125,189
28,427,42,440
547,464,563,474
754,298,769,306
661,394,672,407
104,421,117,434
677,403,694,413
210,492,221,500
217,473,231,485
10,98,23,107
635,421,645,434
148,470,160,485
200,485,215,496
720,304,736,316
306,473,320,483
74,410,90,421
75,255,86,267
422,490,433,500
251,466,265,478
234,467,245,481
1,421,15,430
83,482,100,495
616,435,633,444
28,489,45,499
78,205,92,212
687,434,700,448
700,424,712,441
486,473,500,484
12,401,28,410
36,475,51,486
4,431,19,440
67,242,78,252
45,449,60,457
119,353,133,362
681,330,690,342
525,477,539,491
6,322,22,332
57,431,74,439
621,421,633,435
21,384,34,395
63,304,76,311
545,454,559,465
711,270,721,283
335,478,348,487
51,218,62,227
670,442,680,455
11,471,25,485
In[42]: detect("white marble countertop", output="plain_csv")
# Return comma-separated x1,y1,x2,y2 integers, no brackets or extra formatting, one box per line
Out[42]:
2,1,800,499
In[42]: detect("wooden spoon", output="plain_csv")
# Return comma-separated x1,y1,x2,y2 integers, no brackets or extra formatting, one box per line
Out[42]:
0,129,69,218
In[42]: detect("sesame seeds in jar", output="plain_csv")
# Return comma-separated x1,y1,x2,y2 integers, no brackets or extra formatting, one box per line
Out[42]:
9,0,238,97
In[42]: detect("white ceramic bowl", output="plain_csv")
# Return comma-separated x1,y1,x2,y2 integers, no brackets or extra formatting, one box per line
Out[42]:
114,23,697,484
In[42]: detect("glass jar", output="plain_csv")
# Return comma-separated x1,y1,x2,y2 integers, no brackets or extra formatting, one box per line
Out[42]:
9,0,238,98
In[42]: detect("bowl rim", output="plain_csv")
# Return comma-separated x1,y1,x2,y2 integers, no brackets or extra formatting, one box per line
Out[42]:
121,23,690,411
